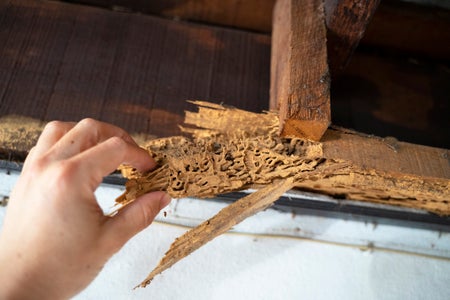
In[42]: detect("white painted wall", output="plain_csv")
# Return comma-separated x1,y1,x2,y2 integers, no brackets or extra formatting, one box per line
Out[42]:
1,168,449,299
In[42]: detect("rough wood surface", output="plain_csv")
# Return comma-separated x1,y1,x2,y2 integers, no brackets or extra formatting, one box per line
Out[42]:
62,0,276,33
57,0,450,63
118,101,449,214
137,178,294,287
1,0,448,149
325,0,381,75
0,0,270,138
115,101,449,286
270,0,331,141
322,127,450,179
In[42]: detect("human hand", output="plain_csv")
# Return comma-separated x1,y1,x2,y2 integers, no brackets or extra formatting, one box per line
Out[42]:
0,119,171,299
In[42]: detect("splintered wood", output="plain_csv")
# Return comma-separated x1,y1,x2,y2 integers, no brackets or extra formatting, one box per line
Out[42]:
117,101,449,287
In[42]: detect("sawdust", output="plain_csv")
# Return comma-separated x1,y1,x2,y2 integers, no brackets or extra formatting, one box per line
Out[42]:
0,115,44,160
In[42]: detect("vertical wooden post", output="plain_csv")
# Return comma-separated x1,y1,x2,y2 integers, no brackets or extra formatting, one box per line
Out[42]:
270,0,331,141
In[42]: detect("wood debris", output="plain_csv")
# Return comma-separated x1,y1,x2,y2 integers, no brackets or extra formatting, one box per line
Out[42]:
116,101,450,287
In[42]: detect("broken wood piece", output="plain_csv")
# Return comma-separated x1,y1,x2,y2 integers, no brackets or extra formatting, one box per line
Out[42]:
118,101,449,216
138,177,295,287
324,0,381,75
115,101,449,287
270,0,331,141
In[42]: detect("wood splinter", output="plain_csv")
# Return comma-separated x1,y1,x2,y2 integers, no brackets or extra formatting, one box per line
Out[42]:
138,178,295,288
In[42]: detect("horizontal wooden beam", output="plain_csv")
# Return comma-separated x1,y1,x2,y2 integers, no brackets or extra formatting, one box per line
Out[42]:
0,0,270,139
2,113,449,180
322,127,450,179
62,0,276,32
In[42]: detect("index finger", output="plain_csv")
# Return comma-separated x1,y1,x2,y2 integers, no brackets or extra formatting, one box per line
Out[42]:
49,118,140,160
70,136,156,191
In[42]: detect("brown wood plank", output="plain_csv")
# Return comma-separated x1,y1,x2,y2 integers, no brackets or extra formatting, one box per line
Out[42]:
66,0,449,63
60,0,275,33
325,0,380,75
323,127,450,179
0,0,270,138
270,0,330,141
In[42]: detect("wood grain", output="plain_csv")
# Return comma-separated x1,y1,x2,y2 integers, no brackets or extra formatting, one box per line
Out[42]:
270,0,331,141
0,0,270,137
60,0,276,33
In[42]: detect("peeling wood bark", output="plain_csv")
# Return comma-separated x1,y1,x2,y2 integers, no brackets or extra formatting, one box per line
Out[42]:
270,0,331,141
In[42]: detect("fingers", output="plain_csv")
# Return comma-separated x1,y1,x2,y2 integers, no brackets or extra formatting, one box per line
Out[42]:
71,136,156,190
49,118,139,161
33,121,76,156
23,121,76,172
101,191,171,254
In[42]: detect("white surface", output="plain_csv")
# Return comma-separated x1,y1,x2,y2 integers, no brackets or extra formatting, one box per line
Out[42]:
1,168,450,299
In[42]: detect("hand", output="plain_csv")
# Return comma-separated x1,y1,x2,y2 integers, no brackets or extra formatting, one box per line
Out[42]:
0,119,171,299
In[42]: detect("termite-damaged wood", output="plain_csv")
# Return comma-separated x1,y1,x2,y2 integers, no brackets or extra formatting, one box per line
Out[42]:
137,177,295,287
115,101,449,287
270,0,331,141
0,115,45,161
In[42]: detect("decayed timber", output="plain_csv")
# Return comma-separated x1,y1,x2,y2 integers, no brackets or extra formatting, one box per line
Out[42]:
137,178,295,287
270,0,331,141
117,101,449,215
324,0,381,74
1,103,449,286
114,101,449,286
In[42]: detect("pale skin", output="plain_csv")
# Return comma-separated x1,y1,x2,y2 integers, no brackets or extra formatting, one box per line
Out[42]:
0,119,171,299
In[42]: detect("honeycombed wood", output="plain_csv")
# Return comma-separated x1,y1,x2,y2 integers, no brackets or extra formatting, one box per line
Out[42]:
114,101,449,286
270,0,331,141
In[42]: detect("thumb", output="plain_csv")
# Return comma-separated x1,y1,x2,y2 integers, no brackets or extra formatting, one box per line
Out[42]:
101,191,171,254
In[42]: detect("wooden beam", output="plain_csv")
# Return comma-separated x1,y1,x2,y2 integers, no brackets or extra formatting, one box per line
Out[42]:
270,0,331,141
60,0,276,33
324,0,381,75
0,0,270,139
322,127,450,179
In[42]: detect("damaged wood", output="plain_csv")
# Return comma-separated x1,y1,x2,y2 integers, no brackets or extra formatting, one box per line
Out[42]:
118,101,449,216
270,0,331,141
1,102,449,286
114,101,449,286
137,177,295,287
0,115,45,161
